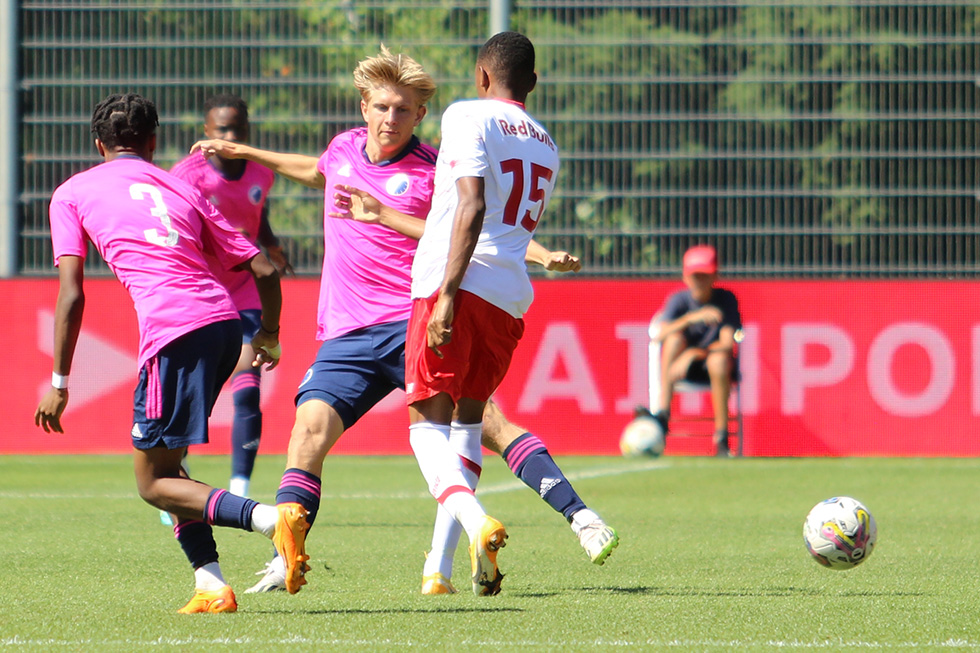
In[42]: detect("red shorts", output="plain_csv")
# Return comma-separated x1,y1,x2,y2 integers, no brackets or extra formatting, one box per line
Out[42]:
406,289,525,405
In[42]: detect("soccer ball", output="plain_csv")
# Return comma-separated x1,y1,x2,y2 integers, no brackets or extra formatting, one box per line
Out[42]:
803,496,877,570
619,415,665,457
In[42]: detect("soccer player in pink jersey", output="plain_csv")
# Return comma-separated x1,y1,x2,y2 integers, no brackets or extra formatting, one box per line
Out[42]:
171,94,292,499
33,94,300,614
191,46,616,597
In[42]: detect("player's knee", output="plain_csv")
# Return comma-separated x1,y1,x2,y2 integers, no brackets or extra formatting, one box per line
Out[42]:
135,476,165,508
290,405,343,458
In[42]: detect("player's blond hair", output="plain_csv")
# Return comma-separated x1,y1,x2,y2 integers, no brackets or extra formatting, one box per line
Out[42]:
353,45,437,106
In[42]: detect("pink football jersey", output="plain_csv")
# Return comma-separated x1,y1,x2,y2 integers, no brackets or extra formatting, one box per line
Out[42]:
315,127,437,341
170,151,275,311
49,156,259,367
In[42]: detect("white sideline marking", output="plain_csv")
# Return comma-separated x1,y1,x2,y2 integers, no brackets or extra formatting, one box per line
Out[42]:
3,636,980,648
0,458,668,501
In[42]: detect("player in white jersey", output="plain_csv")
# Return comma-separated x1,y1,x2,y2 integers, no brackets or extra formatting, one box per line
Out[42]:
404,31,567,596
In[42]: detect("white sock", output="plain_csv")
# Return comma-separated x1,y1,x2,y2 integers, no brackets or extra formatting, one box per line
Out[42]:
424,506,460,579
409,421,466,498
194,562,227,591
410,421,486,542
250,503,278,538
442,491,488,541
570,508,601,535
424,423,483,579
229,476,250,498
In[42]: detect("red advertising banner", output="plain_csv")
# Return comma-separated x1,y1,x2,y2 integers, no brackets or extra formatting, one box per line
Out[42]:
8,278,977,457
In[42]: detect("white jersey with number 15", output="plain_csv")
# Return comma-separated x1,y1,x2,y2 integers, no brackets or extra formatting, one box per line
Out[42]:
411,97,560,318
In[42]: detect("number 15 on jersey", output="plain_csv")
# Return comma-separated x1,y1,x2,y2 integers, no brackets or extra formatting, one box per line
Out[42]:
499,158,555,233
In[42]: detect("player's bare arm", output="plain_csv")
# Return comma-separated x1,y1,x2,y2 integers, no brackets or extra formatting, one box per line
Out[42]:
190,139,325,190
525,239,581,272
428,176,486,358
34,255,86,433
244,252,283,370
257,204,294,275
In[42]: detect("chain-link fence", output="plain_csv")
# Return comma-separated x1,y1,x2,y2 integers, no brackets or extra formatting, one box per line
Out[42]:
14,1,980,277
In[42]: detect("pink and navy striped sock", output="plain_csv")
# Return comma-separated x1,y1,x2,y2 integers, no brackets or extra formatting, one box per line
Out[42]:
204,488,260,531
502,432,587,521
277,468,322,526
230,370,262,480
173,519,218,569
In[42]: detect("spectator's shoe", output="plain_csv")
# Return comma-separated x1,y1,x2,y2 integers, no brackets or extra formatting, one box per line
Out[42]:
244,556,287,594
714,432,731,458
273,503,311,594
421,572,458,595
469,516,508,596
578,519,620,565
177,585,237,614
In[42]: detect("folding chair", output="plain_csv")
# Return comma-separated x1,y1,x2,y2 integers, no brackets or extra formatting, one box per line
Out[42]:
647,314,744,456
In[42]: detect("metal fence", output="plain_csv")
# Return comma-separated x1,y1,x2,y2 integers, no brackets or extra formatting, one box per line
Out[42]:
13,1,980,277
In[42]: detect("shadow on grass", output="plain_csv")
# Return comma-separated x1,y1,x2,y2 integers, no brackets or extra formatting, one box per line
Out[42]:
552,585,927,598
248,606,525,615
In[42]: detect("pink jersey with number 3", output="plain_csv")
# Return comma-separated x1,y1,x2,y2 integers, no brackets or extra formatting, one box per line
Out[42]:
48,156,259,367
411,98,560,318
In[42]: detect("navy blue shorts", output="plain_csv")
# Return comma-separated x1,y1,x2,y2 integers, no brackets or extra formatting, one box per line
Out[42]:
295,320,408,430
239,309,262,344
131,319,242,450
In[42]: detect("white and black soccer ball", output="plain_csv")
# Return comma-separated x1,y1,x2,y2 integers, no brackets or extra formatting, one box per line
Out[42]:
803,496,877,570
619,415,666,457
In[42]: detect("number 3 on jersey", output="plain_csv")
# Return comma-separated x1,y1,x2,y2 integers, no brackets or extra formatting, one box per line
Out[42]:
500,158,554,232
130,183,179,247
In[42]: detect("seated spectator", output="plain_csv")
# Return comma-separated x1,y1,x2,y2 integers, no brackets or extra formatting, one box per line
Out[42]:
645,245,741,456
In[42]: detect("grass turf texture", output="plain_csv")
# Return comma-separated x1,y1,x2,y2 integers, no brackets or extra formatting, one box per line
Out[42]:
1,455,978,651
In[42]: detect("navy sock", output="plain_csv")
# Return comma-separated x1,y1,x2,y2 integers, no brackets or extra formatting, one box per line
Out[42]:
502,432,587,521
230,370,262,480
277,468,322,526
173,520,218,569
204,488,259,531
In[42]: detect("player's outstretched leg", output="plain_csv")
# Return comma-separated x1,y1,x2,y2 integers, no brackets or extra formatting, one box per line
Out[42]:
485,401,620,566
136,447,281,612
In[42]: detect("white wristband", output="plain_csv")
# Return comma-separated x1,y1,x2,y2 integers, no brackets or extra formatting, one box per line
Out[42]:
52,372,69,389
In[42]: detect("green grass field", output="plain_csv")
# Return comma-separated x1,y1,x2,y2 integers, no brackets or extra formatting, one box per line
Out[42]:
2,454,979,651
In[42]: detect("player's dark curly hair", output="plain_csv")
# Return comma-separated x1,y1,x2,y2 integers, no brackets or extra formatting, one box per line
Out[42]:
477,31,536,97
90,93,159,150
203,93,249,119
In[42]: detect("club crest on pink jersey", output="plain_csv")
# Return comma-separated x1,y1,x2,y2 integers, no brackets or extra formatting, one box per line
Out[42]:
386,173,410,196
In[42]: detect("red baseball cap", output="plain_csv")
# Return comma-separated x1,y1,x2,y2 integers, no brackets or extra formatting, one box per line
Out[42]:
682,245,718,275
